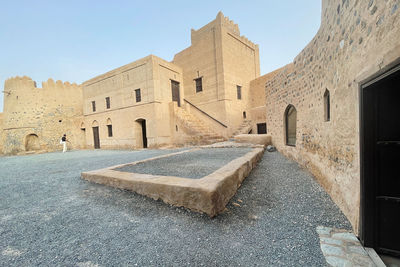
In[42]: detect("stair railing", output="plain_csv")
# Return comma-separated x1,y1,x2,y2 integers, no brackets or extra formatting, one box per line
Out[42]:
183,99,228,128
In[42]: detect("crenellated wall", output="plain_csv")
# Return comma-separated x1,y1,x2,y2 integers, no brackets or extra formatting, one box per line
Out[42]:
265,0,400,233
173,12,261,137
2,76,84,154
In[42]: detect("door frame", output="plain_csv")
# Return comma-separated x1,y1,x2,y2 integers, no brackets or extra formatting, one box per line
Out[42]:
92,126,100,149
171,80,181,107
359,62,400,249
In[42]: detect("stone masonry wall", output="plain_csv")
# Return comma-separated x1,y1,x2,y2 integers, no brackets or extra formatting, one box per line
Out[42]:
0,113,3,153
2,76,83,154
265,0,400,233
173,12,261,137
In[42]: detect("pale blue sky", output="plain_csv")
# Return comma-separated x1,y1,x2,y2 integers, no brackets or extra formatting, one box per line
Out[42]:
0,1,321,112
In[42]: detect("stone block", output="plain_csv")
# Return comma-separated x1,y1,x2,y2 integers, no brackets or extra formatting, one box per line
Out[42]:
234,134,272,146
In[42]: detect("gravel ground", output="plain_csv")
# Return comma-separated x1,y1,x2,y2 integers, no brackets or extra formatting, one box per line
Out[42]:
115,148,253,179
0,149,351,266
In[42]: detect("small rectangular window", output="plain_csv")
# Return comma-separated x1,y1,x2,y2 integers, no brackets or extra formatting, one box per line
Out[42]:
257,123,267,134
105,97,110,109
135,89,141,102
237,85,242,100
107,125,113,137
91,101,96,112
195,77,203,93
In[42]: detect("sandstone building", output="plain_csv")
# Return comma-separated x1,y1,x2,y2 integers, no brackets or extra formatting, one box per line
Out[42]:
1,0,399,257
0,12,265,153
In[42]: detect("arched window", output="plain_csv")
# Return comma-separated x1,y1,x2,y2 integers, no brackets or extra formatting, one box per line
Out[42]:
106,118,113,137
324,89,330,121
285,105,297,146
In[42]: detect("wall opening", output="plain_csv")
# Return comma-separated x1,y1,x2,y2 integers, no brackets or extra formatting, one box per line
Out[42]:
360,64,400,256
25,134,40,151
106,118,113,137
92,120,100,149
324,89,330,121
171,80,181,107
285,105,297,146
257,123,267,134
135,119,147,149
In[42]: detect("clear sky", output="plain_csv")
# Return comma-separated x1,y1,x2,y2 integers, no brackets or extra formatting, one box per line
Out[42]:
0,1,321,112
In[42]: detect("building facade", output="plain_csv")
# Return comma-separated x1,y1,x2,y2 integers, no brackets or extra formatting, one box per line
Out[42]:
0,12,265,154
263,0,400,255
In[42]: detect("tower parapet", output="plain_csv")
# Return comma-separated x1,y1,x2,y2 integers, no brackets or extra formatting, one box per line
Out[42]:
2,76,83,154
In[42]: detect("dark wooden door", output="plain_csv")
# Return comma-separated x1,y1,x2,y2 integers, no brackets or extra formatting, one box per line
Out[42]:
93,126,100,149
171,80,180,107
257,123,267,134
361,65,400,256
141,120,147,148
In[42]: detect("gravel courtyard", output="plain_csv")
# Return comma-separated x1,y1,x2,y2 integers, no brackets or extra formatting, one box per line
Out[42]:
0,149,351,266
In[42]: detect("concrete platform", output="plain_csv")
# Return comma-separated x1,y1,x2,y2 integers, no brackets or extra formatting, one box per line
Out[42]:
81,147,264,217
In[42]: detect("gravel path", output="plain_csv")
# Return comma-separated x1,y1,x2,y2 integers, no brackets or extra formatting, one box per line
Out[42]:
115,148,253,178
0,149,351,266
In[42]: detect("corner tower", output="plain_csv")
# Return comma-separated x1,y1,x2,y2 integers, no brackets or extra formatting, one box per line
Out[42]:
173,12,260,137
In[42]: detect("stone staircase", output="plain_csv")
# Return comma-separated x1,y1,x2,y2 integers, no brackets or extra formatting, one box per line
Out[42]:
174,106,226,145
231,120,253,137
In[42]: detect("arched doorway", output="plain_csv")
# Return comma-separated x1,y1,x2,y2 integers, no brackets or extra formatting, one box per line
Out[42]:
135,119,147,148
92,120,100,149
284,105,297,146
25,134,40,151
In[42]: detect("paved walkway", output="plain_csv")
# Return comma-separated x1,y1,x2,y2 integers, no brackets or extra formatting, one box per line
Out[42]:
0,149,352,266
317,226,375,266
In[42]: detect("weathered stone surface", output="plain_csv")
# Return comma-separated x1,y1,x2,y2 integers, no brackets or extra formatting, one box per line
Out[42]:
264,0,400,233
234,134,271,145
318,226,375,266
81,147,264,217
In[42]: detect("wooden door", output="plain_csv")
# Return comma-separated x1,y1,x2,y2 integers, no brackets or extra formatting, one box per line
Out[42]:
171,80,180,107
93,126,100,149
141,120,147,148
361,65,400,256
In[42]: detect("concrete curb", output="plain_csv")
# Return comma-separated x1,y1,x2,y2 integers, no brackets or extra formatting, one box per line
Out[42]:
81,147,264,217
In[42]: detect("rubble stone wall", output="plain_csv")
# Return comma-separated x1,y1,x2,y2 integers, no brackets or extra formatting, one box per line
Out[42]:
265,0,400,232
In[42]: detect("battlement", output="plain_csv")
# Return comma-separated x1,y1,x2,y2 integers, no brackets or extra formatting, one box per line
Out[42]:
4,76,80,92
190,12,257,49
219,12,240,35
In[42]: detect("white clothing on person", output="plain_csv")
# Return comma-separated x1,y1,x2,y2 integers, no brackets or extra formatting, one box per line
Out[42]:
62,141,67,153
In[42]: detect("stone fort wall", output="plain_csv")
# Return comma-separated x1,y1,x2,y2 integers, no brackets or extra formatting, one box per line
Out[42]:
2,76,84,154
173,12,260,137
0,113,3,153
265,0,400,232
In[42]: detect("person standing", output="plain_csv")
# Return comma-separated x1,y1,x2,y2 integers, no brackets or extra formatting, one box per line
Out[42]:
61,134,67,153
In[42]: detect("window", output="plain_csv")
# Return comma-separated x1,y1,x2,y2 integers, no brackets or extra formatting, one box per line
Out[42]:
107,118,112,137
243,111,246,119
106,97,110,109
195,77,203,93
107,125,113,137
135,89,141,102
285,105,297,146
237,85,242,100
91,101,96,112
324,89,330,121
